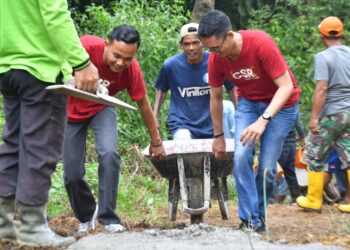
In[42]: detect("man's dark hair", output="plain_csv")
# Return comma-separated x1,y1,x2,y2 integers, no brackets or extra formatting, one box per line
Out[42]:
109,24,141,48
198,10,232,38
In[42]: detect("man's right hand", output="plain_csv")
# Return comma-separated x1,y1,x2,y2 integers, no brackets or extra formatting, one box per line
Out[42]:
74,63,99,93
212,136,226,159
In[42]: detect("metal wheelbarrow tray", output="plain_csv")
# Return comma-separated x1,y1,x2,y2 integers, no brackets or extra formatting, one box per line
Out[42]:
143,139,234,224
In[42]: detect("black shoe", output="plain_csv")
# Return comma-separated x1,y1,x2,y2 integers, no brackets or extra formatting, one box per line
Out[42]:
239,218,266,232
255,217,266,232
238,220,249,230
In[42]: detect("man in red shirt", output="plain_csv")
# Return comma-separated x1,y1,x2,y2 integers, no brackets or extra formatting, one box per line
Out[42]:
198,10,300,231
63,25,165,234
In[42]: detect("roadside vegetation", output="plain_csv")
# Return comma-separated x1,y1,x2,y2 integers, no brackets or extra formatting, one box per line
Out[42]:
1,0,350,247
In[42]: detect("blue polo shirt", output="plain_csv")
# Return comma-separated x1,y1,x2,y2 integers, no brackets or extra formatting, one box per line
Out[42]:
155,52,233,138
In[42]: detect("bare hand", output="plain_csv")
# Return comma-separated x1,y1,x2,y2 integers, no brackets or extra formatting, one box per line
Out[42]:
149,143,166,161
212,137,226,159
74,63,99,93
240,118,268,147
308,118,319,135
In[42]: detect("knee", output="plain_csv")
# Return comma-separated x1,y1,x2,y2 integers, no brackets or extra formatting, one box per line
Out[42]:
99,151,120,165
262,168,276,183
234,149,252,166
63,170,84,184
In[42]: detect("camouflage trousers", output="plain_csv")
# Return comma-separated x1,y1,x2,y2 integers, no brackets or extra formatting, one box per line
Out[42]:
304,111,350,172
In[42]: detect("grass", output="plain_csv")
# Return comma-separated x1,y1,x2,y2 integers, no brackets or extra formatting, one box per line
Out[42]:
47,144,238,227
48,161,169,219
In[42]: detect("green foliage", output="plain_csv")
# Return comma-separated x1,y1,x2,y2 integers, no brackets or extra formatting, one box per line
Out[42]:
117,174,168,222
48,162,100,216
47,162,169,220
247,0,350,124
72,0,189,149
48,164,70,216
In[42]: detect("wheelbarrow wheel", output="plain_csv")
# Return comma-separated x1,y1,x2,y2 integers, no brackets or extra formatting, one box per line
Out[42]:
188,177,204,224
168,179,179,221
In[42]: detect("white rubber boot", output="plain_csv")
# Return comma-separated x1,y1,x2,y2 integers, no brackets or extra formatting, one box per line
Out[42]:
0,197,16,242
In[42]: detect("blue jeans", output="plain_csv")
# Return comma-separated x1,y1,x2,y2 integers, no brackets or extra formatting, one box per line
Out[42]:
172,100,235,140
233,98,297,225
63,106,121,225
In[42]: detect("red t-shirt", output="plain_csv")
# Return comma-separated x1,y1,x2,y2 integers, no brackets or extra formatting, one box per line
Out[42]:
67,35,146,122
208,30,300,107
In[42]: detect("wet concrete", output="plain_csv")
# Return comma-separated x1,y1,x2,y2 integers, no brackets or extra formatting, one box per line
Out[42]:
67,224,345,250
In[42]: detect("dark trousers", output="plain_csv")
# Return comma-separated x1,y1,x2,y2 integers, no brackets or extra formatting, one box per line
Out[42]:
63,106,121,225
278,141,300,201
0,69,67,205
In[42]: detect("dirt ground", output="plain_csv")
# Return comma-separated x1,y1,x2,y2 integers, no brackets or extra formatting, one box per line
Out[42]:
1,203,350,250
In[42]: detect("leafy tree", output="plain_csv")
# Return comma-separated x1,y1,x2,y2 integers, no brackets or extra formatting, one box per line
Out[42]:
191,0,214,22
247,0,350,125
72,0,189,149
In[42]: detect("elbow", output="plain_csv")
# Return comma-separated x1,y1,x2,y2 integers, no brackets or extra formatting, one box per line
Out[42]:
284,81,294,97
288,84,294,96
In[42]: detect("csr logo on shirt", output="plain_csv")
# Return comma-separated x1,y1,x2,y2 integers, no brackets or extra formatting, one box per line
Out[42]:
232,68,259,80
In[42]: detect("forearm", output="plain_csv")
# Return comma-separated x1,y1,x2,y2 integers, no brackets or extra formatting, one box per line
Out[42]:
310,88,327,120
210,87,224,135
137,95,162,145
265,72,293,116
153,90,167,118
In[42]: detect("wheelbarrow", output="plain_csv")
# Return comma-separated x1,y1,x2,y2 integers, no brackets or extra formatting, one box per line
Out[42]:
142,139,234,224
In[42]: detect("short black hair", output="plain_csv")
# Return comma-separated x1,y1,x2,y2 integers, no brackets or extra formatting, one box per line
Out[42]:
198,10,232,38
109,24,141,48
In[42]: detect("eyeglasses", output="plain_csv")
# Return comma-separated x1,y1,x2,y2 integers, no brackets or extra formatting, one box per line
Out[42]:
208,34,227,54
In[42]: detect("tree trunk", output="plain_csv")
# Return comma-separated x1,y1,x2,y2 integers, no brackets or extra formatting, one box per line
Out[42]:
191,0,215,23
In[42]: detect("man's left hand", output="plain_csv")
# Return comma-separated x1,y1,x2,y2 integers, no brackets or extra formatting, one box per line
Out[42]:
240,118,268,147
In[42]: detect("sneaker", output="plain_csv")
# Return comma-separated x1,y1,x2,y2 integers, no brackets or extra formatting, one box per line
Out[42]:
104,224,125,233
256,217,266,232
77,221,90,234
238,218,266,232
238,220,249,230
77,205,98,234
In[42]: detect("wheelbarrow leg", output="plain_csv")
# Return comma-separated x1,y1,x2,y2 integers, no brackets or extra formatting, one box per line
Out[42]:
168,178,179,221
213,177,229,220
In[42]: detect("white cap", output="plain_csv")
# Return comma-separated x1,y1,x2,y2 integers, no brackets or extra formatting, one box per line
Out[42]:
180,23,199,39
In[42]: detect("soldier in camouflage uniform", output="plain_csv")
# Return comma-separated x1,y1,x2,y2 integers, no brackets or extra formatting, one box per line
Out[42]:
296,16,350,213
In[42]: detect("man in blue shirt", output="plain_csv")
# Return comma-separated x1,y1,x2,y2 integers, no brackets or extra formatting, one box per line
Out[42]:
153,23,236,139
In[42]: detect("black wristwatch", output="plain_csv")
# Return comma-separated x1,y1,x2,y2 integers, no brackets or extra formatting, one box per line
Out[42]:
262,111,272,121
